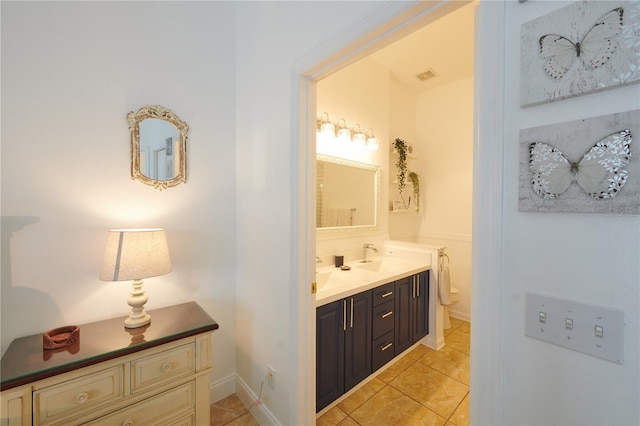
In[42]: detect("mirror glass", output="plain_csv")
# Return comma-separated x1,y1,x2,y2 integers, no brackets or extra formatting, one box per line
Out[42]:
128,105,189,190
317,154,380,234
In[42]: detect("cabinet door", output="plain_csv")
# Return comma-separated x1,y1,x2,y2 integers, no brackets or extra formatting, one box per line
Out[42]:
394,276,413,355
413,271,430,342
344,291,372,392
316,300,345,412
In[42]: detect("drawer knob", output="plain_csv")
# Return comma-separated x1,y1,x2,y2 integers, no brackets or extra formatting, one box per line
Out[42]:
75,392,89,404
122,419,134,426
380,311,393,319
380,291,393,298
161,363,172,373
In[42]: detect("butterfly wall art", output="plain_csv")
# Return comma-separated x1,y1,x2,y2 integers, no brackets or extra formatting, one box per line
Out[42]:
519,110,639,214
521,1,640,107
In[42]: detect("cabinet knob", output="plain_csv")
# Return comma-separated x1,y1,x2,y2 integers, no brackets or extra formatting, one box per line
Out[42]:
161,363,172,373
380,291,393,298
75,392,89,404
380,311,393,319
122,419,134,426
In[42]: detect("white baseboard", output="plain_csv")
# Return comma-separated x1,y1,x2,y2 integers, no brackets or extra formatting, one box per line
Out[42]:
449,309,470,322
234,375,281,425
210,374,236,403
423,333,445,350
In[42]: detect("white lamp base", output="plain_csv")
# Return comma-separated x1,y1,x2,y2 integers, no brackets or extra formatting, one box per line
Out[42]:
125,279,151,329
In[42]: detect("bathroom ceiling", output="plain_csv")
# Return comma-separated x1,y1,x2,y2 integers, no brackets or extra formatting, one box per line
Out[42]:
369,2,476,94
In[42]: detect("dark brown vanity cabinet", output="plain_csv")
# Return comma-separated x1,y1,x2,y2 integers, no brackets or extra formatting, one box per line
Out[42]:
316,290,372,412
395,271,429,354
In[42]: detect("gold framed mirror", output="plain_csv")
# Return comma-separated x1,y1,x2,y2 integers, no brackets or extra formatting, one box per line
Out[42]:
128,105,189,190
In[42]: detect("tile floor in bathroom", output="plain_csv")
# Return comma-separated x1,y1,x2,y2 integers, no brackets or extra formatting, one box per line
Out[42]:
210,317,470,426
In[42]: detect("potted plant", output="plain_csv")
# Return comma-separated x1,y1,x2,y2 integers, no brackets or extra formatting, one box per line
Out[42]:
393,138,408,208
408,171,420,214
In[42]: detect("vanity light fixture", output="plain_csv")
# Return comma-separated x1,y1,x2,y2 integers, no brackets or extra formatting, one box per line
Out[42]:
99,228,172,328
351,124,366,147
319,112,336,139
366,129,379,151
336,118,351,144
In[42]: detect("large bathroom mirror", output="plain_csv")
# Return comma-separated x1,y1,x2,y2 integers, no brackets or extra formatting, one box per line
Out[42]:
128,105,189,190
317,154,380,235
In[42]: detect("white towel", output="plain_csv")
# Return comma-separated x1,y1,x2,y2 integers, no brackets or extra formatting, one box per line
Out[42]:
438,256,452,306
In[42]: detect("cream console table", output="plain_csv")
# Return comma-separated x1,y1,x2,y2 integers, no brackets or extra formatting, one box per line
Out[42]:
0,302,218,426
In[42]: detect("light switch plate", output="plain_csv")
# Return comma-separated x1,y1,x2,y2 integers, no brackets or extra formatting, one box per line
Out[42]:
525,292,624,364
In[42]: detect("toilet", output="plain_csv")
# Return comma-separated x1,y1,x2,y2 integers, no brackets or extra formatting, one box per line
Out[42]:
443,286,460,329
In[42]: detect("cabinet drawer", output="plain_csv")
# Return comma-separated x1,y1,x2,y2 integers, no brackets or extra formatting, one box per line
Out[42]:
131,343,195,393
84,381,195,425
372,282,395,306
372,300,394,340
33,365,124,425
372,331,395,372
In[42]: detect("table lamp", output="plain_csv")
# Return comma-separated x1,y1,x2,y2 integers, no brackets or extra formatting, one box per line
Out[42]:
99,228,172,328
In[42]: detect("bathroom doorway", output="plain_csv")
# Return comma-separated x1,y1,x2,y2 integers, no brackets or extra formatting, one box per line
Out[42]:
294,1,505,423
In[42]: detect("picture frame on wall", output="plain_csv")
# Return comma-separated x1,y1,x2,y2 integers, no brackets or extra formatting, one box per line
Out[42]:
520,0,640,107
519,109,639,214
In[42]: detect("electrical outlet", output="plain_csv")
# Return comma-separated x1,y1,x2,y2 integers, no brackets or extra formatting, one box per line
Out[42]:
267,365,276,388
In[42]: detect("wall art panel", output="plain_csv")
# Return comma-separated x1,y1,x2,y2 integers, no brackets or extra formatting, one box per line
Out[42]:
521,0,640,107
519,109,639,214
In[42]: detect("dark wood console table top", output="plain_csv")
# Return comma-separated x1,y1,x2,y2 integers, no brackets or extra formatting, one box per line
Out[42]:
1,302,218,391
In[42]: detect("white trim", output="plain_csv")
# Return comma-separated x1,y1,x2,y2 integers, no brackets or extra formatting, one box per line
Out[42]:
235,375,280,425
418,232,473,243
471,1,504,425
209,374,236,404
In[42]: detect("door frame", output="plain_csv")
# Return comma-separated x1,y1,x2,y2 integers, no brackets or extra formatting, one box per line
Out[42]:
291,1,505,423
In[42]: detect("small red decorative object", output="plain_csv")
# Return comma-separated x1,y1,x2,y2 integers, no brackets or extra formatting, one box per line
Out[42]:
43,326,80,350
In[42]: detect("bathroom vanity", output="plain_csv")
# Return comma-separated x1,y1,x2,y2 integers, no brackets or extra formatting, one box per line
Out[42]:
315,253,431,412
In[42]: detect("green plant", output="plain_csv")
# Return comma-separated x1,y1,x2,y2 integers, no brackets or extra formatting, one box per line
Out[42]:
408,171,420,214
393,138,408,207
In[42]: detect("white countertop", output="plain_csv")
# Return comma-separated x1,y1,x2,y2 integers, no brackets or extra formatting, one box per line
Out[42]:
315,256,431,307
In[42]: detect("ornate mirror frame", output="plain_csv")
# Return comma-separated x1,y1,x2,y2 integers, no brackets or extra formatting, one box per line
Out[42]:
128,105,189,190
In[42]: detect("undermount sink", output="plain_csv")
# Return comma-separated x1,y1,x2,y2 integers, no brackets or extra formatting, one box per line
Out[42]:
355,259,404,273
316,270,333,290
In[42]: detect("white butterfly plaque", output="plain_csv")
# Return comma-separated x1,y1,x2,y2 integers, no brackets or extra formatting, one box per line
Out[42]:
519,110,639,214
521,1,640,107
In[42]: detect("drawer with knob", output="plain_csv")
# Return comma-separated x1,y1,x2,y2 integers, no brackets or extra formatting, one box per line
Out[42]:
372,330,395,372
131,343,195,393
372,282,395,306
84,381,195,426
33,365,124,425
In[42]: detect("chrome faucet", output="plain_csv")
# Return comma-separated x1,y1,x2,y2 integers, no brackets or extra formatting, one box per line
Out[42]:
362,243,379,263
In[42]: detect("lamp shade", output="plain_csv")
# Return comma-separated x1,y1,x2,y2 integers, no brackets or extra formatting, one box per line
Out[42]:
99,228,171,282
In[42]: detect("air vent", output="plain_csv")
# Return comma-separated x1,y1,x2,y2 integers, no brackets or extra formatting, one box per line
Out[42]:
416,68,438,81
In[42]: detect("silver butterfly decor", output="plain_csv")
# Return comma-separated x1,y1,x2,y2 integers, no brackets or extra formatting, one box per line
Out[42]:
539,7,624,79
529,130,632,199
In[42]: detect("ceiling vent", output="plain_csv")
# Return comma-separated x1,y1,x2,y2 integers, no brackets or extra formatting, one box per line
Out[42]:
416,68,438,81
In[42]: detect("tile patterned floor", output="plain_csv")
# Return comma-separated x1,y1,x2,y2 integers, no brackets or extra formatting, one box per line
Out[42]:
210,318,469,426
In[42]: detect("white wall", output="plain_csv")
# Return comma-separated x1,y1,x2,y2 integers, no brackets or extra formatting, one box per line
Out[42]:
234,2,385,423
500,1,639,424
416,76,474,320
1,0,237,392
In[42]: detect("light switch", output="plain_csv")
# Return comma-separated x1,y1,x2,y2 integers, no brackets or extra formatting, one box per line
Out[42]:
595,324,604,339
565,318,573,331
539,311,547,324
